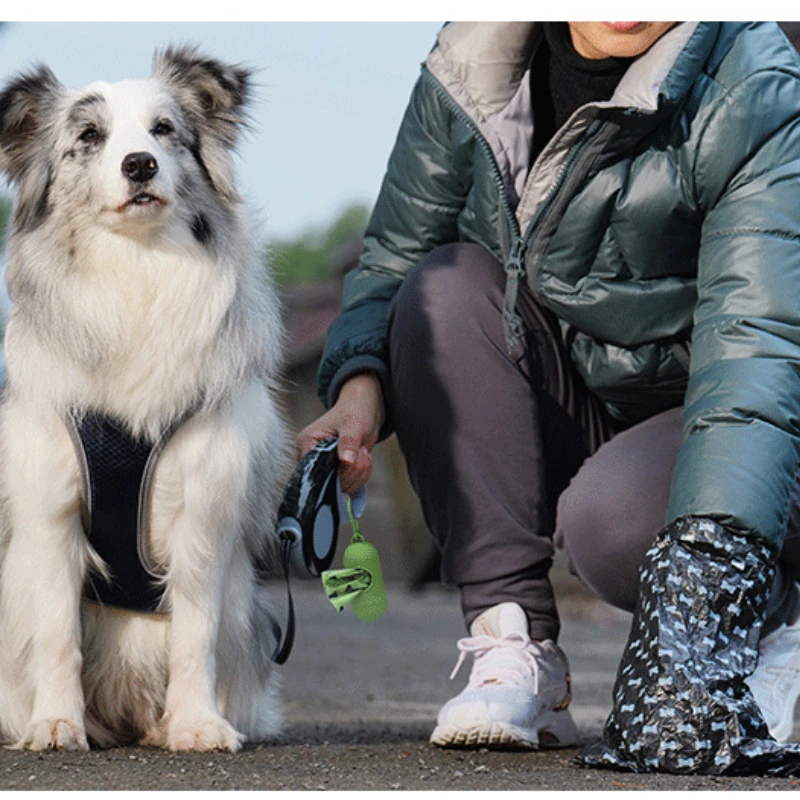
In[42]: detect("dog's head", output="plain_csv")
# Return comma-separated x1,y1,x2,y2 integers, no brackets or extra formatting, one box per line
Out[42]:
0,45,251,243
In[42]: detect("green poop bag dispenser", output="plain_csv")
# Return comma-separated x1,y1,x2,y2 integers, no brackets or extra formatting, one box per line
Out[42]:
322,495,387,622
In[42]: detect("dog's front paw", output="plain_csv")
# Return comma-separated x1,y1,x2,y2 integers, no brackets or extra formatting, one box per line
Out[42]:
166,714,243,753
14,718,89,752
139,724,167,749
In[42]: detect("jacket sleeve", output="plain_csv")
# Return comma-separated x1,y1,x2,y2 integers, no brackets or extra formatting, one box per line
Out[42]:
666,68,800,545
316,71,469,416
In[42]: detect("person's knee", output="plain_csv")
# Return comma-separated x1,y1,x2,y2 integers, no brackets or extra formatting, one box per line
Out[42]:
556,408,682,611
556,467,645,612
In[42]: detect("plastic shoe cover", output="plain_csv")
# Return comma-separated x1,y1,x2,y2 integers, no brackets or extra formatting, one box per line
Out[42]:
577,517,800,776
430,602,578,749
747,609,800,742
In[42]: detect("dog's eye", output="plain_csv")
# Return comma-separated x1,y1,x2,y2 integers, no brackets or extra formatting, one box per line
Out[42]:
79,126,100,143
152,120,174,137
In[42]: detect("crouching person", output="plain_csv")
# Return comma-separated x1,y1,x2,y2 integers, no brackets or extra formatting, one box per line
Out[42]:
302,21,800,773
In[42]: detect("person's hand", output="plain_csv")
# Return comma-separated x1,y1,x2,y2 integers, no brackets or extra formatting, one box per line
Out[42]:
297,373,384,495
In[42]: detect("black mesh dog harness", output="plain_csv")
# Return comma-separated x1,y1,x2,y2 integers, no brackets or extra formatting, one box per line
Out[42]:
0,339,296,659
64,411,188,613
63,407,292,663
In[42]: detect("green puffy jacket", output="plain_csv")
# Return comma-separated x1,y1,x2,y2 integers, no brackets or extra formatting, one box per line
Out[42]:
318,22,800,546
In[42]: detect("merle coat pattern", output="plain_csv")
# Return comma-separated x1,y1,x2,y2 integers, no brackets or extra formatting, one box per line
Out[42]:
0,46,288,752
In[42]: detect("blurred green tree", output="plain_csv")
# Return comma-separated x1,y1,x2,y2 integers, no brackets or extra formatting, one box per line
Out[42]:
269,202,369,286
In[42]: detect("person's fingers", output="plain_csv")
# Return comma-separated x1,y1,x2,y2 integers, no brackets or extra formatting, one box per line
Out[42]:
339,446,372,494
295,373,384,492
336,412,373,492
336,427,363,468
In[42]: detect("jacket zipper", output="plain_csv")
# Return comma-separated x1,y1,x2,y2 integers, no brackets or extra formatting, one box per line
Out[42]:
421,66,604,347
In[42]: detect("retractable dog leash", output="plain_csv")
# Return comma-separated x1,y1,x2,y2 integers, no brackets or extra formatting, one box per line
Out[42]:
271,437,386,663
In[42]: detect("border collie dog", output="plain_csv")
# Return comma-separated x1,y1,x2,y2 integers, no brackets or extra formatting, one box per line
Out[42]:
0,47,288,752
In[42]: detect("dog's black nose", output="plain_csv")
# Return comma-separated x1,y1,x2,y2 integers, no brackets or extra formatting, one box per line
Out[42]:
121,151,158,183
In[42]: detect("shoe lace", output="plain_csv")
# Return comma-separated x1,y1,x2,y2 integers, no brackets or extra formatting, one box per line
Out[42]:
449,632,541,694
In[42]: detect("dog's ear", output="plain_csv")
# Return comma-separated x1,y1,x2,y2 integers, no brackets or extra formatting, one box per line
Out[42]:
0,65,62,182
153,45,251,149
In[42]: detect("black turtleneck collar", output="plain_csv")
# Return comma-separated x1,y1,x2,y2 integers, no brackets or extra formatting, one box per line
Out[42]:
530,22,634,165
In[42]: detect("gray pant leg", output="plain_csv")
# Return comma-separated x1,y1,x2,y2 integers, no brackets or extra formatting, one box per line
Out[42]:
387,242,613,640
556,407,800,633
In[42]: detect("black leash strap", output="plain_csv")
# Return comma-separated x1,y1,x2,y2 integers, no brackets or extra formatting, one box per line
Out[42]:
269,532,296,665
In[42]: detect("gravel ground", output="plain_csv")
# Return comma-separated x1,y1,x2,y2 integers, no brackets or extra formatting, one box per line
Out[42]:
0,582,798,791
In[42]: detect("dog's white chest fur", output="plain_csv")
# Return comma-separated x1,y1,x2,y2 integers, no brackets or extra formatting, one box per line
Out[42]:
64,235,239,424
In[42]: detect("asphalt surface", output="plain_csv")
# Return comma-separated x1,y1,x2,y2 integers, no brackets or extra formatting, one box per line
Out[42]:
1,583,799,791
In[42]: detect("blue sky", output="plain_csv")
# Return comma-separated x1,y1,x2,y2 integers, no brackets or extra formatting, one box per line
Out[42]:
0,20,444,242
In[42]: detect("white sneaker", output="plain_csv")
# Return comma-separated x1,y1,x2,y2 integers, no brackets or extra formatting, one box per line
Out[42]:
746,612,800,742
430,602,579,749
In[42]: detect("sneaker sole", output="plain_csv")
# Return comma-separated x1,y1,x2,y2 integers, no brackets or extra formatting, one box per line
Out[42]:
429,711,579,751
430,721,539,750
